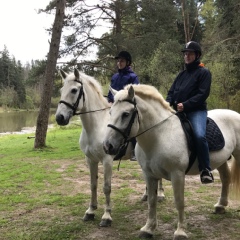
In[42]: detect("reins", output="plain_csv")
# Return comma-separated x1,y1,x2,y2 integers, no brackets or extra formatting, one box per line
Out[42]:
128,113,174,141
74,107,111,115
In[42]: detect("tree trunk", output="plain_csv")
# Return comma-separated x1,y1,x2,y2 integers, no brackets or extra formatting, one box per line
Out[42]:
34,0,66,148
181,0,190,43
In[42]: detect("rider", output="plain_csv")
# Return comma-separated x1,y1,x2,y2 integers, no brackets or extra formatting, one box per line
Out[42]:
107,50,140,161
166,41,214,184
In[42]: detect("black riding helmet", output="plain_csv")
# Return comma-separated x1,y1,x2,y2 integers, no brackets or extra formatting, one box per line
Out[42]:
115,51,132,66
181,41,202,58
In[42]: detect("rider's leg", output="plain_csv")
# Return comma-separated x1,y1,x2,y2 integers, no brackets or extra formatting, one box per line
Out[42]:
187,110,214,183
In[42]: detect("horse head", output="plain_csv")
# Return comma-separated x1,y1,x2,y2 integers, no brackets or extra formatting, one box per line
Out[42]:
103,85,139,155
55,68,84,125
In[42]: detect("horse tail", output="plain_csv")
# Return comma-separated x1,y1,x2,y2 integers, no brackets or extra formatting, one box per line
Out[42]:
230,157,240,200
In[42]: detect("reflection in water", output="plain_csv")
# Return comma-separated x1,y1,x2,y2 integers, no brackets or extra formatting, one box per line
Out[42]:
0,110,56,133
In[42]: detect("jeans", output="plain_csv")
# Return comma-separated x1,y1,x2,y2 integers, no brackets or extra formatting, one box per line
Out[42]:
186,110,211,172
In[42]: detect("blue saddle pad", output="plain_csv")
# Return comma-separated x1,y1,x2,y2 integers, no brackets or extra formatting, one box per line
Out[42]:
206,117,225,151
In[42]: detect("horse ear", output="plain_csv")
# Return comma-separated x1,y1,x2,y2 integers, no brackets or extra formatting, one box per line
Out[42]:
109,86,118,96
59,69,68,79
128,85,135,99
74,68,80,79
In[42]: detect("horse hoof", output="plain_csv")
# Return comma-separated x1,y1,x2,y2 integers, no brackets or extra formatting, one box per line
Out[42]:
99,218,112,227
83,213,95,221
214,206,225,214
139,231,153,239
141,195,148,201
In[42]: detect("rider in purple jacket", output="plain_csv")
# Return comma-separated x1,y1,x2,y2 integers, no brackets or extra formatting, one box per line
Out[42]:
107,51,139,103
107,51,139,161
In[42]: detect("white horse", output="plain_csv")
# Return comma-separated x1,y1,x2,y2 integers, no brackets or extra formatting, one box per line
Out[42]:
103,84,240,239
55,69,164,227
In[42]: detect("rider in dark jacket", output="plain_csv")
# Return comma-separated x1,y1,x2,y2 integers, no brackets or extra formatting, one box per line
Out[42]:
166,60,211,113
166,41,214,184
107,51,139,103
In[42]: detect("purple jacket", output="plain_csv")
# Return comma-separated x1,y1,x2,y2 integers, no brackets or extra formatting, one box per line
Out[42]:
107,66,139,103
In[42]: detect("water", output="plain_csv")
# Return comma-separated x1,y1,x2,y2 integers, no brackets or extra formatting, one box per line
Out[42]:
0,110,56,133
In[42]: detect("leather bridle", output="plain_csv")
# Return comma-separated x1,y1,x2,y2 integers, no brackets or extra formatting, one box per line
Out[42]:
59,80,85,116
107,98,139,160
107,98,138,141
58,80,110,115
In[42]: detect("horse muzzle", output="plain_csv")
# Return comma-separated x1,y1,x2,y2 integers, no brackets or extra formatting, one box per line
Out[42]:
55,113,71,126
103,140,118,155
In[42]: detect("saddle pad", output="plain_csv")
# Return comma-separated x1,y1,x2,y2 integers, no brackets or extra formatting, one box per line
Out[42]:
206,117,225,151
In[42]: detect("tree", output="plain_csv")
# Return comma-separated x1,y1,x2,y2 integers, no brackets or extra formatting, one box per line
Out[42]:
34,0,66,148
177,0,205,43
0,46,26,107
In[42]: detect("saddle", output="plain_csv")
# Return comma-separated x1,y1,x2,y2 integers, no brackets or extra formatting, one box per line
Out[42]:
176,112,225,173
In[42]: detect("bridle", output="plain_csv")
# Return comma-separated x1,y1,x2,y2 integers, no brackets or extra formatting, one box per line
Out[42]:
107,97,174,160
107,98,139,160
108,98,138,140
59,79,85,116
58,79,110,115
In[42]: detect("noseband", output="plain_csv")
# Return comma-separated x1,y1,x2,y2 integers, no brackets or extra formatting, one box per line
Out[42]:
59,80,85,115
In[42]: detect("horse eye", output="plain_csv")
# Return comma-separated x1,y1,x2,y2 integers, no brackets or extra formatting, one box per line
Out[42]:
122,112,129,118
71,88,78,94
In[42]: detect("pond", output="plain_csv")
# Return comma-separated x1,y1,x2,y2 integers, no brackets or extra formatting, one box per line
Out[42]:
0,110,57,134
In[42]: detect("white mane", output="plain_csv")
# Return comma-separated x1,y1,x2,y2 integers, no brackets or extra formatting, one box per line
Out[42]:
63,70,109,107
115,84,175,113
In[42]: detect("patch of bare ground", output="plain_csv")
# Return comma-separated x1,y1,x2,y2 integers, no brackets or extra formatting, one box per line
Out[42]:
52,159,240,239
3,159,239,240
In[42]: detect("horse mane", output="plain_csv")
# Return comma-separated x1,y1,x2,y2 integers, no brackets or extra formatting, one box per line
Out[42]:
124,84,175,113
66,71,109,106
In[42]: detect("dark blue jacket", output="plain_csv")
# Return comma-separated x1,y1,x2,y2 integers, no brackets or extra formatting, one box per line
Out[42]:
166,61,211,112
107,66,139,103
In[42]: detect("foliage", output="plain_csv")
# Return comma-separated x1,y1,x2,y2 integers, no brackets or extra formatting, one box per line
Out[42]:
146,40,183,94
1,0,240,112
0,46,26,108
0,86,19,108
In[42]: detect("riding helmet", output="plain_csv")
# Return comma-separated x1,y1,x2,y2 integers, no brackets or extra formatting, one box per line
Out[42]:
115,51,132,65
181,41,202,56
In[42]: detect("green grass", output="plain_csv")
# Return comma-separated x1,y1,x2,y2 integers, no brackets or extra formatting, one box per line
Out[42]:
0,126,239,239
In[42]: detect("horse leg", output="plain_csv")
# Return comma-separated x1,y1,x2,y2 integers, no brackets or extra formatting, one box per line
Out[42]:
139,177,158,238
141,186,148,202
214,161,231,213
157,178,165,202
230,156,240,200
83,157,98,221
141,179,165,202
99,159,113,227
171,172,188,240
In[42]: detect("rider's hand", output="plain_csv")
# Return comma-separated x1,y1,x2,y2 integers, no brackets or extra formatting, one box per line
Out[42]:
177,103,184,112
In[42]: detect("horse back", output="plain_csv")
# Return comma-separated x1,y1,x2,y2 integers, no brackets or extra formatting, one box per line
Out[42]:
208,109,240,149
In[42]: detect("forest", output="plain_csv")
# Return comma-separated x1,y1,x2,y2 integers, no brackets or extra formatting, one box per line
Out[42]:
1,0,240,112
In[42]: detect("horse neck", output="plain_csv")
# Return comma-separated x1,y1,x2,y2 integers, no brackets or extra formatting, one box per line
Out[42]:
137,98,173,136
79,82,109,132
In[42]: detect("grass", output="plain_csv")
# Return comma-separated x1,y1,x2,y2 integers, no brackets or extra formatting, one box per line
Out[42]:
0,126,239,239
